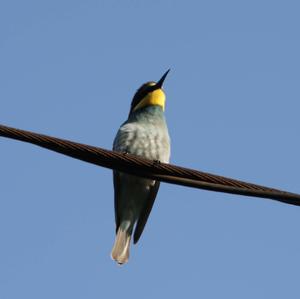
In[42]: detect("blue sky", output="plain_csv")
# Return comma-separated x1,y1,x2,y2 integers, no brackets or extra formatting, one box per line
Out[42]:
1,0,300,298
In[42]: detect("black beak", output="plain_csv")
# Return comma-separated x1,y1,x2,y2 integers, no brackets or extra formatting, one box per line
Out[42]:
156,69,170,88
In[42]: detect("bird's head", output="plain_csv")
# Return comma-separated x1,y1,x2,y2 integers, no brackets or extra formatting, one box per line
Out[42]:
129,69,170,115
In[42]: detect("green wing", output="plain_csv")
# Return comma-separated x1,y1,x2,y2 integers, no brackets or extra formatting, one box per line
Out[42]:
133,181,160,244
113,171,121,233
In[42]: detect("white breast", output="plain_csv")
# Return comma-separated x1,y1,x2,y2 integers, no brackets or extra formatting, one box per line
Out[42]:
113,122,170,163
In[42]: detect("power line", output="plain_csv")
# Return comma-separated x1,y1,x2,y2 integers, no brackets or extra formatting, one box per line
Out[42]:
1,123,300,206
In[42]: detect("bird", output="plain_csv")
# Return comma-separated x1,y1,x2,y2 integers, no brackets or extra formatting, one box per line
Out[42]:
111,70,171,265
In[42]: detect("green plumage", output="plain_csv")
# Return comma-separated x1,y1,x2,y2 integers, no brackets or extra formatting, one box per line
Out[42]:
111,72,171,264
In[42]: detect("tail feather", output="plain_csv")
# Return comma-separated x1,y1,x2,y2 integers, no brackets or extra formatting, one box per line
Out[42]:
111,226,131,265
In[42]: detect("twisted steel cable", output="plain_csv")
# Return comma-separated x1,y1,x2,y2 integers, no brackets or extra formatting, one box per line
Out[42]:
1,123,300,206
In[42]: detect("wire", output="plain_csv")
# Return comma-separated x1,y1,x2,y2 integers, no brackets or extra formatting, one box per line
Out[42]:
1,123,300,206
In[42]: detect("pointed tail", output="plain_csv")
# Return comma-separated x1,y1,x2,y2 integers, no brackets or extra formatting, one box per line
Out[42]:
111,222,132,265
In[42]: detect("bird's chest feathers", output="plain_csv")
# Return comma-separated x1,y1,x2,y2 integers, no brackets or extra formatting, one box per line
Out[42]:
116,122,170,163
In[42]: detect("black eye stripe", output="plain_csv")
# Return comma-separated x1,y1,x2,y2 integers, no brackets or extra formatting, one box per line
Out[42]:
128,80,161,116
130,84,157,112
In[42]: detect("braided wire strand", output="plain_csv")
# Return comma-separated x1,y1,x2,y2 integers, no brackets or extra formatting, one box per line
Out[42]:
1,123,299,205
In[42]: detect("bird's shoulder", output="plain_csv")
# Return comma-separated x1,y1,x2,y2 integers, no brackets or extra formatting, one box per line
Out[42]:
113,120,143,151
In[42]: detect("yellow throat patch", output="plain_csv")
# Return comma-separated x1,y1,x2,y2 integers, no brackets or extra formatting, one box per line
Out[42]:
133,88,166,112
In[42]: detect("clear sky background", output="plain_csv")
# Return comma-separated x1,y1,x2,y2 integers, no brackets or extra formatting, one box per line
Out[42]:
1,1,300,298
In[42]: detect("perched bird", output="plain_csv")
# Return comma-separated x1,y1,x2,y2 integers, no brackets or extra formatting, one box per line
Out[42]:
111,70,171,264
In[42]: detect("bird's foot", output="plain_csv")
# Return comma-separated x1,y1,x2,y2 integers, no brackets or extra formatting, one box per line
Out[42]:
152,159,161,166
